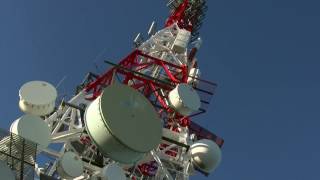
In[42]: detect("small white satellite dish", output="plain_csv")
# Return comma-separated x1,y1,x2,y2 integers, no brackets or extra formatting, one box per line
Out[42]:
10,114,51,150
19,81,57,116
168,83,201,116
85,83,162,164
101,163,126,180
0,160,15,180
190,139,222,173
56,151,84,179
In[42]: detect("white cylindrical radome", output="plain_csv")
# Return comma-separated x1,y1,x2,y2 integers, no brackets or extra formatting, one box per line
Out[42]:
10,114,50,150
190,139,222,173
57,151,84,179
101,163,126,180
85,83,162,164
187,68,201,85
168,83,201,116
0,160,15,180
19,81,57,116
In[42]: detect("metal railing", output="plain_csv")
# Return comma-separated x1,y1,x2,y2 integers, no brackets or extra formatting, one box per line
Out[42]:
0,128,37,180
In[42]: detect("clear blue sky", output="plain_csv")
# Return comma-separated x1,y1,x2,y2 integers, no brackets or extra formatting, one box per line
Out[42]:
0,0,319,180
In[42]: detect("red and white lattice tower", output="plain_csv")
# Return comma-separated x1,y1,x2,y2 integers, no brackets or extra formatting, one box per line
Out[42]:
1,0,224,180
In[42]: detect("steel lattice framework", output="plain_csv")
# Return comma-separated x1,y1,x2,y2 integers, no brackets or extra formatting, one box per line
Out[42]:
29,0,224,179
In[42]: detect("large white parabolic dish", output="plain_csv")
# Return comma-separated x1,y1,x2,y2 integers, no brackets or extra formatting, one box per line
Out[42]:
85,83,162,164
0,160,15,180
19,81,57,116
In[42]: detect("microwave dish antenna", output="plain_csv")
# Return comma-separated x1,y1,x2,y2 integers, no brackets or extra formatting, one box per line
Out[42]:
101,163,127,180
85,83,162,164
10,114,51,150
19,81,57,116
56,151,84,179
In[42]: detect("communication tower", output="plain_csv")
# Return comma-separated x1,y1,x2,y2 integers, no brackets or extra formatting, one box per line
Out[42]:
0,0,224,179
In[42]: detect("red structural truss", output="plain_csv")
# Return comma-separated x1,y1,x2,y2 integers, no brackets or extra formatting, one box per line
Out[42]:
85,50,187,100
84,49,223,146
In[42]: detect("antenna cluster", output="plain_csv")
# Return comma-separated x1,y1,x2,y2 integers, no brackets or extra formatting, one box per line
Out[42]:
0,0,224,179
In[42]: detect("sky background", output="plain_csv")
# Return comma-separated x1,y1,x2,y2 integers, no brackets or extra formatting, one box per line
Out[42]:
0,0,320,179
